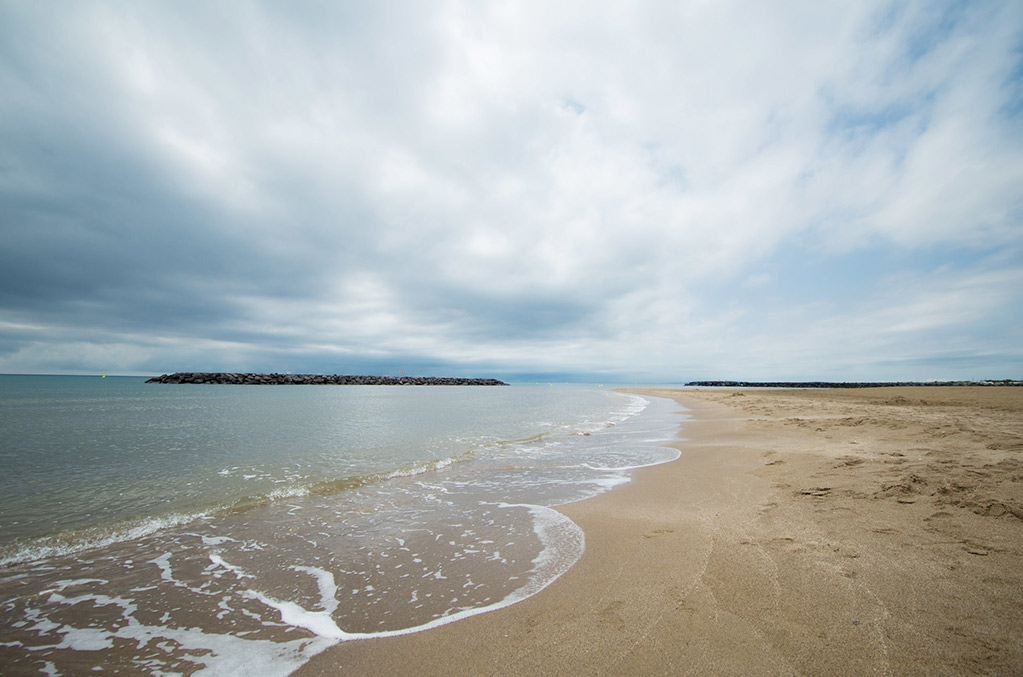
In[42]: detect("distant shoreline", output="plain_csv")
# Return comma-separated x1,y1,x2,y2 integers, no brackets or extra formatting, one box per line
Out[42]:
145,372,508,386
686,380,1022,388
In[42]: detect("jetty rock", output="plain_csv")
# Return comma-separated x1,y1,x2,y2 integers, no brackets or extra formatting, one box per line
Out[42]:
146,372,509,386
685,380,1022,388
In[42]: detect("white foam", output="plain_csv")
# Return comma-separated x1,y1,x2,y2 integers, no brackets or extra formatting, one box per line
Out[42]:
208,553,254,579
21,579,337,676
581,446,681,472
292,565,340,615
198,505,583,645
242,590,346,639
53,626,116,651
0,510,214,567
150,553,175,583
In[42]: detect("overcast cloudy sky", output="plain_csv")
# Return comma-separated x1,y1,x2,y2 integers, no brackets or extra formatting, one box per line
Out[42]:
1,1,1020,381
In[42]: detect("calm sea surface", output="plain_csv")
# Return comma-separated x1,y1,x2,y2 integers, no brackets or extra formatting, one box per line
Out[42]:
0,375,683,674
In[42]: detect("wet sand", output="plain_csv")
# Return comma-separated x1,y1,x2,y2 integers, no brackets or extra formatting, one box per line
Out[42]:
297,386,1023,675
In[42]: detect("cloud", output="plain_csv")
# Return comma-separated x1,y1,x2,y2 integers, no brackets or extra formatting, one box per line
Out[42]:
1,0,1020,380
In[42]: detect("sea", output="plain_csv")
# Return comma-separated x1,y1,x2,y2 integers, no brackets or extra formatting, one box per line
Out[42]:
0,375,684,674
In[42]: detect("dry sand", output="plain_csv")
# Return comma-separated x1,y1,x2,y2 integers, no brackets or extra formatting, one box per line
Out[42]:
296,387,1023,675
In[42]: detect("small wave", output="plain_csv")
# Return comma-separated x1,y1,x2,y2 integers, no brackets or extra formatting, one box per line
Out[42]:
383,450,475,480
580,447,682,472
0,510,214,567
493,431,551,448
0,450,488,566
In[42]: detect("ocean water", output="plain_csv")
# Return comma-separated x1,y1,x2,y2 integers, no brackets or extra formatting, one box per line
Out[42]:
0,375,683,674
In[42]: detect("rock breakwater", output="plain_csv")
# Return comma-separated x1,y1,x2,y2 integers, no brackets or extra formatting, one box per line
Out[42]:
686,380,1022,388
146,372,509,386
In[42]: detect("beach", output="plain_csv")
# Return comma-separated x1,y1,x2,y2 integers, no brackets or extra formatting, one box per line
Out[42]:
296,386,1023,675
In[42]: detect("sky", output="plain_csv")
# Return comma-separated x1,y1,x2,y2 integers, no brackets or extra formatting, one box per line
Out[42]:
1,1,1021,382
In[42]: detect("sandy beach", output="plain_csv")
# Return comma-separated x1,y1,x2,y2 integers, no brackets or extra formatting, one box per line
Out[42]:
297,386,1023,675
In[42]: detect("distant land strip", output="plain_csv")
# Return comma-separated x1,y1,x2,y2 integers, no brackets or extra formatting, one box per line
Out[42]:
146,372,509,386
685,380,1023,388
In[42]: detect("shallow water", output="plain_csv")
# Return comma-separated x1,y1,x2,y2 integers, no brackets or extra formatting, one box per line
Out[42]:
0,376,682,674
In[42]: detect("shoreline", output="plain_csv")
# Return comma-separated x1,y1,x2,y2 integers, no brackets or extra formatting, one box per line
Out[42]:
685,380,1022,388
297,386,1023,675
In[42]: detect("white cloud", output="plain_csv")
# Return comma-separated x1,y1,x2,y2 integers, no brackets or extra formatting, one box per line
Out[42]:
1,0,1020,379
